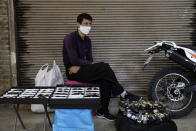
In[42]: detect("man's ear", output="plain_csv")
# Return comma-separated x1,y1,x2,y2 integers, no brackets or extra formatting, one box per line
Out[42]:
77,22,80,28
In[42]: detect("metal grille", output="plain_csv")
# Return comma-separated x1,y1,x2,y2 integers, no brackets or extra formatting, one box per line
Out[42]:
15,0,196,94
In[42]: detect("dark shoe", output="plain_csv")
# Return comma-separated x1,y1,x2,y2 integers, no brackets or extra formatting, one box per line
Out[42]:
120,91,142,102
97,111,116,121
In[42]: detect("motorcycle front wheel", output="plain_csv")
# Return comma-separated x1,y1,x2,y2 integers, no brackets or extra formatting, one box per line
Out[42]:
149,67,195,118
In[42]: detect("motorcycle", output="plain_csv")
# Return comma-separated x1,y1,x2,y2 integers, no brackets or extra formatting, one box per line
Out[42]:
144,41,196,118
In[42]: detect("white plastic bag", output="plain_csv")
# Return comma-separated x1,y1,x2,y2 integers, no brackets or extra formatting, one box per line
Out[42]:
46,60,64,86
32,64,49,113
35,64,49,86
31,104,45,113
31,61,64,113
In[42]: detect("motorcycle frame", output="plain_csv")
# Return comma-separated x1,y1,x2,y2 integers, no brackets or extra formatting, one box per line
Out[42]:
145,41,196,92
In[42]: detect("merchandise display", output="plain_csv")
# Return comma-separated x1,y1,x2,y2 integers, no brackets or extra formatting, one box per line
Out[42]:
0,85,100,109
50,87,100,99
49,86,100,109
119,100,171,125
0,85,100,131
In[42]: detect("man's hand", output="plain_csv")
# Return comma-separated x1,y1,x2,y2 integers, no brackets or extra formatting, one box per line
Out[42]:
69,66,80,75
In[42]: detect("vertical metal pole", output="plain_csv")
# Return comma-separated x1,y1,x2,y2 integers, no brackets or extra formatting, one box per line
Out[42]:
13,110,18,131
13,104,26,130
43,104,52,128
8,0,18,87
44,112,46,131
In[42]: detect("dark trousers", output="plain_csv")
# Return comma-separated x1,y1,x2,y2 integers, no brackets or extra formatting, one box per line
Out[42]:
66,62,124,113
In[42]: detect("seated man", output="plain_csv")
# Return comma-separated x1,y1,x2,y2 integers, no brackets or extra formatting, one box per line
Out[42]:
62,13,141,121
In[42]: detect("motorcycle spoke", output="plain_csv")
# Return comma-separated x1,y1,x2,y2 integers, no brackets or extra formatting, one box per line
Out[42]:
157,93,165,101
169,75,178,84
178,100,185,108
171,101,176,109
181,95,189,105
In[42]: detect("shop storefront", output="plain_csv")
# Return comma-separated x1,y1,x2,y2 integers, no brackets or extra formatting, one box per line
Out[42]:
13,0,195,94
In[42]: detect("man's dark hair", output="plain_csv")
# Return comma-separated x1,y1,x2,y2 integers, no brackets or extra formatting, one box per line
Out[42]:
77,13,92,24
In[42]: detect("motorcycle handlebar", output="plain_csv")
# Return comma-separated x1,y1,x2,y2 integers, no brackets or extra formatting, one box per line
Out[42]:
147,41,176,54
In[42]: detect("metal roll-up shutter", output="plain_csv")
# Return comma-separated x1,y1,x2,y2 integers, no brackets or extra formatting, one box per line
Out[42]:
15,0,195,95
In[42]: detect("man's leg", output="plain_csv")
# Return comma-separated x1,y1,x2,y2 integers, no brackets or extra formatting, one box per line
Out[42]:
92,79,112,114
66,62,141,120
67,62,124,96
67,62,123,120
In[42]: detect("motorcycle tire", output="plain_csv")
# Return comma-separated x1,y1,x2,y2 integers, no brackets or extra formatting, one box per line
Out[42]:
149,67,195,118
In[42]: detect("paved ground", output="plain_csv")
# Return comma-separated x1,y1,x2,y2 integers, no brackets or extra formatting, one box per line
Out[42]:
0,99,195,131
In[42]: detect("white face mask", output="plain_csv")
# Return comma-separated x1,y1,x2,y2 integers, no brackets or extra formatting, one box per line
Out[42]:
79,25,91,35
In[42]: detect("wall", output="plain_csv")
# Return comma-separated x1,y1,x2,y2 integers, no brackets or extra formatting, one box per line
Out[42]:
0,0,11,93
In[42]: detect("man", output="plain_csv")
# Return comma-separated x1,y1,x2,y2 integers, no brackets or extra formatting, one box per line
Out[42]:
63,13,141,121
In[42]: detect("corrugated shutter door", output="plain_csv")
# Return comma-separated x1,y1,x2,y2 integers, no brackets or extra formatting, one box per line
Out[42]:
15,0,195,94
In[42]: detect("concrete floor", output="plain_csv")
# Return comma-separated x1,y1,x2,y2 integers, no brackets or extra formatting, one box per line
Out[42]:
0,99,195,131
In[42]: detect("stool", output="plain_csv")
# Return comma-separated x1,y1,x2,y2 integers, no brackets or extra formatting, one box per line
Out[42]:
66,80,90,85
53,80,95,131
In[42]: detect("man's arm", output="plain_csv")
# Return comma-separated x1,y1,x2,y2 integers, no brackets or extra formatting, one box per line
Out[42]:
64,36,92,66
86,39,93,63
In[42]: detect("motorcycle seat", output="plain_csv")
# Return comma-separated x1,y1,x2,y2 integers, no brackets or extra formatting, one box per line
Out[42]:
180,45,196,53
